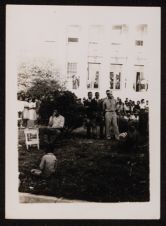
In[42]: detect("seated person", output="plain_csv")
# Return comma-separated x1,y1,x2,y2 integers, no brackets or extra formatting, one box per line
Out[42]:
47,109,65,143
31,143,57,178
119,123,139,151
48,109,65,129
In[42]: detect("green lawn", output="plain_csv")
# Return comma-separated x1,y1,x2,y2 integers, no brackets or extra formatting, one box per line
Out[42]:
18,128,149,202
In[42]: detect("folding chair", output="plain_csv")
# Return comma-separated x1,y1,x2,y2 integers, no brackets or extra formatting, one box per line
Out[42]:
24,128,39,150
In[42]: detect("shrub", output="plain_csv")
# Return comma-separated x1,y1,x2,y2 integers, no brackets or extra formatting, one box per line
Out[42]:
38,91,85,133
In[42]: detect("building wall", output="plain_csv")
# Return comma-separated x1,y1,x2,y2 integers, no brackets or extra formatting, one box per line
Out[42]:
15,7,153,102
64,23,149,101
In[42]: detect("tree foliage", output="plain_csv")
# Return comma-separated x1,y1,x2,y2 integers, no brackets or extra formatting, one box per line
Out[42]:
26,78,62,99
38,90,85,133
17,58,63,92
18,58,85,133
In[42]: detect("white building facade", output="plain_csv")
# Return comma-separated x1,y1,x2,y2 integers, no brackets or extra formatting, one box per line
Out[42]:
15,7,155,101
64,23,149,100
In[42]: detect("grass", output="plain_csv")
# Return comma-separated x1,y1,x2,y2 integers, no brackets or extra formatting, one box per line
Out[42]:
18,128,149,202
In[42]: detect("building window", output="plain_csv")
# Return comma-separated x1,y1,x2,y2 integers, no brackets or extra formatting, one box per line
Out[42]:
67,25,81,45
110,64,122,90
135,24,147,47
135,40,143,46
67,62,77,74
133,65,148,92
136,24,148,34
68,37,79,42
67,63,80,89
87,63,100,89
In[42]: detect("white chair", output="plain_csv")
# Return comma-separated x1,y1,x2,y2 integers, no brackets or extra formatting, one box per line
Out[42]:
24,128,39,150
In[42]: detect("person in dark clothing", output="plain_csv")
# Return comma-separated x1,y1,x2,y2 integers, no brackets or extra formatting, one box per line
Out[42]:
119,122,139,151
92,92,104,138
84,92,95,138
133,101,141,114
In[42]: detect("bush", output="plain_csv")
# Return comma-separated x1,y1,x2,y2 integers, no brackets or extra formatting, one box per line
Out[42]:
39,91,85,133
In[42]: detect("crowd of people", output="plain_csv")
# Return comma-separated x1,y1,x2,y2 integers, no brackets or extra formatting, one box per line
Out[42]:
17,90,149,141
18,90,149,192
83,90,149,140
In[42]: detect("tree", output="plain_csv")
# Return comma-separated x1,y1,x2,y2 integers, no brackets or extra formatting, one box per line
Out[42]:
26,78,62,99
18,58,85,133
38,90,85,133
17,58,65,92
53,91,85,133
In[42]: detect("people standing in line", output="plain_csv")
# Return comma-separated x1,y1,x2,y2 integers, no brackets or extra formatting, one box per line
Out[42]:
102,90,119,140
92,92,104,139
84,92,95,138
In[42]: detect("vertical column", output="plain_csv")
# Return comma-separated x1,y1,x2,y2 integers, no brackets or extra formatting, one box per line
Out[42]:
78,24,89,98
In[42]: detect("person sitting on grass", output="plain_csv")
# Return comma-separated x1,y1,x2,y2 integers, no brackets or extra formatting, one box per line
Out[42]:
119,122,139,151
30,143,58,194
31,143,58,178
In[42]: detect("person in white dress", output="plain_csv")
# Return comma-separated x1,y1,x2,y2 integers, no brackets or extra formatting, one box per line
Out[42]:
27,98,37,128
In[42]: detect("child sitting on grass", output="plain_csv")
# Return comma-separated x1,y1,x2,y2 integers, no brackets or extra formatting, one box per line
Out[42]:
31,143,57,178
30,143,58,194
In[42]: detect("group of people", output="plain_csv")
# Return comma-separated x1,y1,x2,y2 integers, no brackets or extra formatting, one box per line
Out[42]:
18,91,149,192
17,91,149,142
17,96,40,128
83,90,149,140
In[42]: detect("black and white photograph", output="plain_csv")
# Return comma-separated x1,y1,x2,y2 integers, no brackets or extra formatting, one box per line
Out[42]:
6,5,160,219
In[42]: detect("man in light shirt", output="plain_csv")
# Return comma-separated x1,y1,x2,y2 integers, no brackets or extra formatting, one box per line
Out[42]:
103,90,119,140
48,109,65,129
46,109,65,143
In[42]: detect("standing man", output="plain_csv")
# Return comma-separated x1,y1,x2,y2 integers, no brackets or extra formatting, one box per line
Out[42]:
103,90,119,140
92,92,104,138
84,92,95,138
